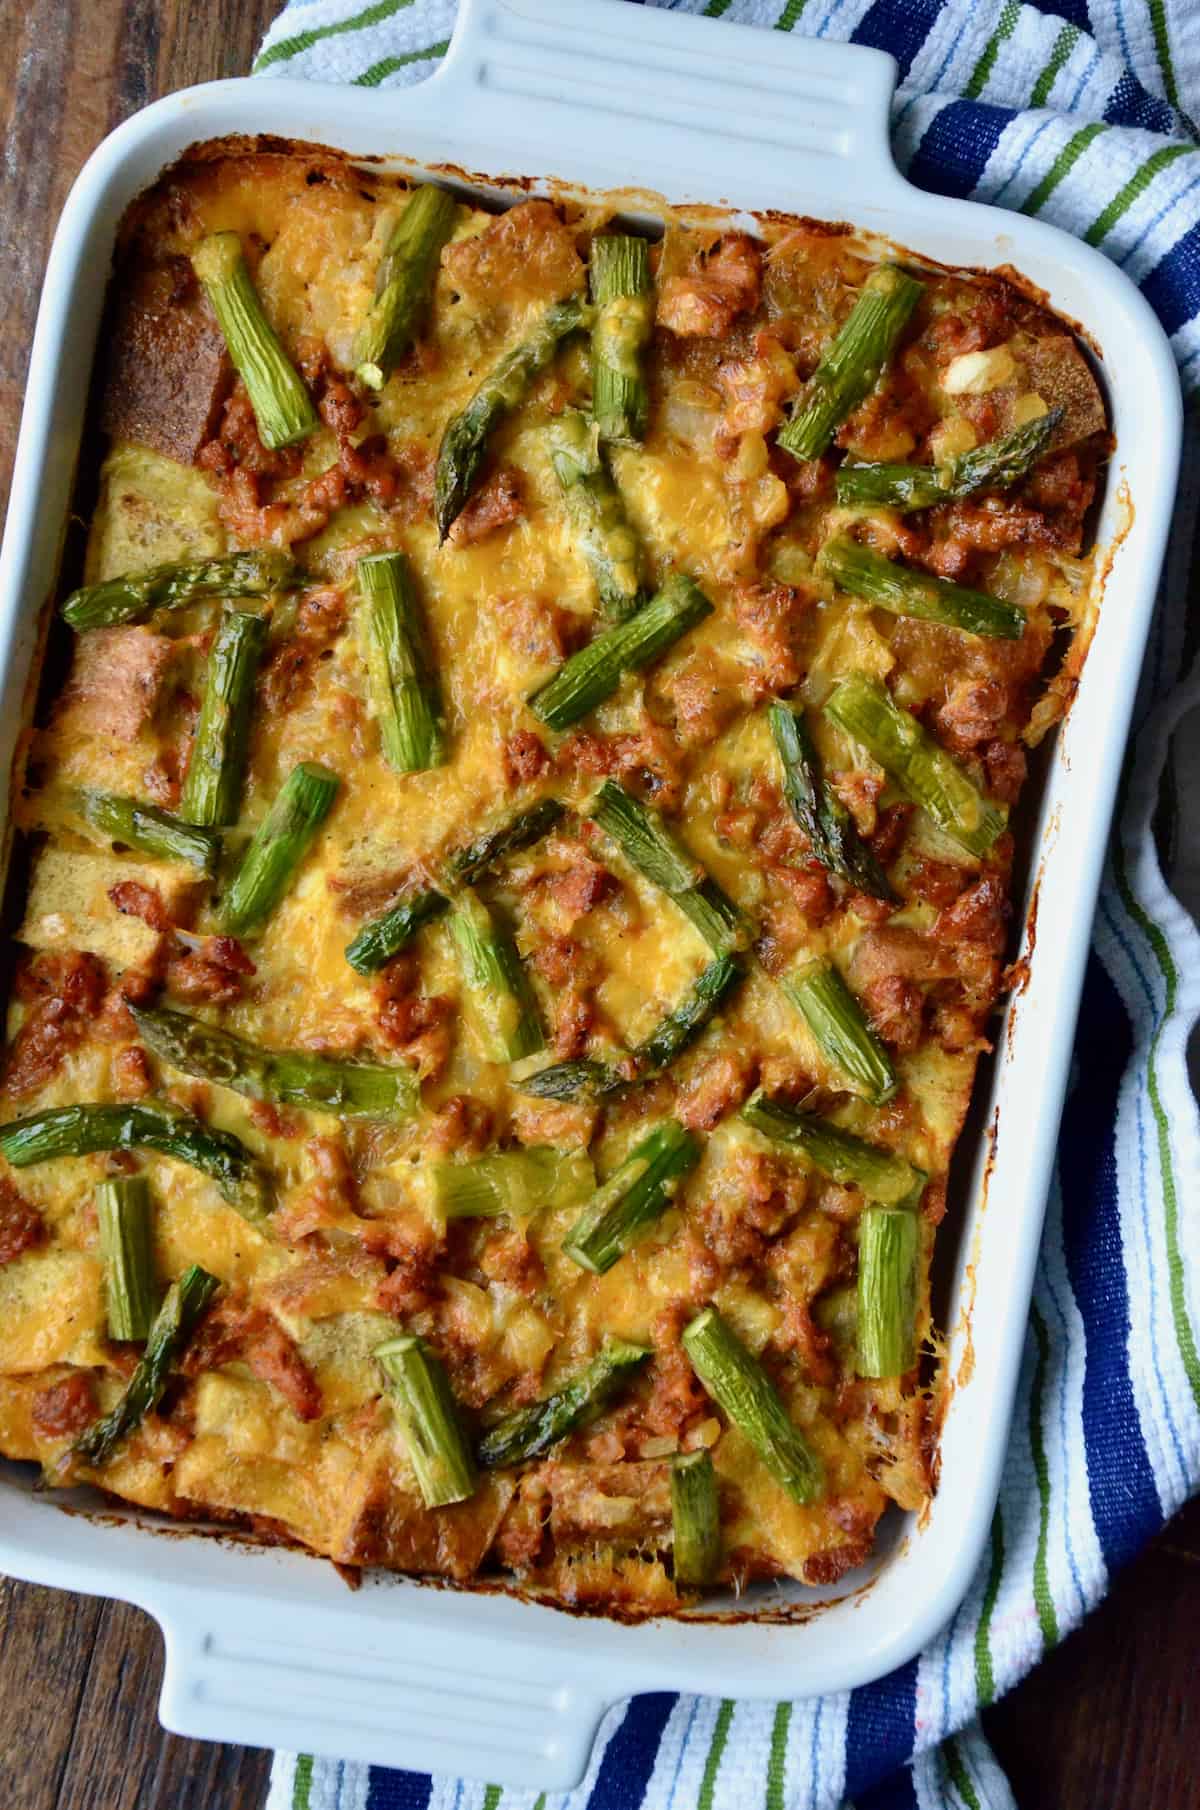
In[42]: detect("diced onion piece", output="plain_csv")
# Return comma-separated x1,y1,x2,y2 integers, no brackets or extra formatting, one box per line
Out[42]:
749,474,791,529
990,551,1052,608
941,344,1018,395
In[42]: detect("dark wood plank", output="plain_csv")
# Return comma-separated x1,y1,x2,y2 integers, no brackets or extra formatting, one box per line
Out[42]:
1,6,1199,1809
0,0,80,507
1154,1487,1200,1559
985,1499,1200,1810
52,1599,270,1810
0,1578,272,1810
0,1578,105,1810
0,1580,270,1810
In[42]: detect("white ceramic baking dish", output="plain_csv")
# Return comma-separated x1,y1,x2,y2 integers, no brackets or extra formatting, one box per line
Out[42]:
0,0,1182,1790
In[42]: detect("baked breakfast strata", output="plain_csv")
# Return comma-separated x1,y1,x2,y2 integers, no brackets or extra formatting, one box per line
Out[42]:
0,147,1107,1614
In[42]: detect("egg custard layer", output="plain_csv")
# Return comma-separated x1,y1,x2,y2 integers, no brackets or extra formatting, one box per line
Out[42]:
0,149,1106,1613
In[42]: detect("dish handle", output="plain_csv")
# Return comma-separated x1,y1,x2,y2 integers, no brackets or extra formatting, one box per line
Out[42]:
431,0,909,206
153,1590,612,1790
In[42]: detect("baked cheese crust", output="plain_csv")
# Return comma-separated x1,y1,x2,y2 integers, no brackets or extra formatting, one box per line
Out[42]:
0,148,1107,1614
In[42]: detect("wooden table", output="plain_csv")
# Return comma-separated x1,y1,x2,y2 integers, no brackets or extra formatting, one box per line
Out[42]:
1,4,1197,1805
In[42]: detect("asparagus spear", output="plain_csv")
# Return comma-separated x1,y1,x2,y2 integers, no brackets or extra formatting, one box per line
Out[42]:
73,1264,219,1467
741,1091,923,1205
477,1337,650,1468
562,1120,701,1275
951,406,1064,494
856,1206,920,1377
0,1102,272,1221
62,549,295,633
356,551,445,772
767,702,894,902
834,461,944,511
667,885,747,965
435,293,586,540
518,1058,618,1102
589,234,654,444
346,804,563,976
818,538,1025,641
219,761,339,937
778,264,924,462
528,572,712,731
432,1147,595,1219
131,1003,417,1119
446,799,566,885
682,1308,823,1505
824,676,1007,859
587,775,708,896
447,889,544,1063
632,953,743,1075
547,410,643,624
589,780,749,956
834,409,1064,511
191,232,318,450
179,607,268,827
519,954,742,1101
671,1449,721,1591
780,959,897,1105
353,183,459,390
344,888,449,976
96,1176,158,1343
75,791,221,878
375,1334,477,1508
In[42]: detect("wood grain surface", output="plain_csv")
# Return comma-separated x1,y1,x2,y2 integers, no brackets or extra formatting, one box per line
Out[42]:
0,4,1197,1807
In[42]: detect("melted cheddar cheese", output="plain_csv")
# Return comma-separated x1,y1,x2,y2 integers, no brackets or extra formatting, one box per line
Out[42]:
0,148,1106,1613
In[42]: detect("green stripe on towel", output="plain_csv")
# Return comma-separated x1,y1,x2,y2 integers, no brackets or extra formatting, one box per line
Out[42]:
254,0,415,71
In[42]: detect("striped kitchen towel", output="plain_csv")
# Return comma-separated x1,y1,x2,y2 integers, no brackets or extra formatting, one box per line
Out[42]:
257,3,1200,1807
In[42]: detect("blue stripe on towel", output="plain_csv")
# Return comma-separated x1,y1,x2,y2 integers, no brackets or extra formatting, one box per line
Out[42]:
856,1763,920,1810
586,1697,676,1810
842,1660,919,1799
1104,71,1177,132
1059,955,1162,1568
365,1768,434,1810
1026,0,1093,25
908,99,1018,197
852,0,942,79
1141,216,1200,334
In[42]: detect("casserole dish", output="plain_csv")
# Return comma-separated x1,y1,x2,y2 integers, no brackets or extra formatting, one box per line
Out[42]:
0,0,1181,1788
